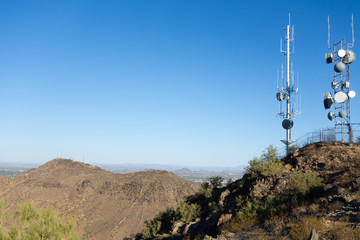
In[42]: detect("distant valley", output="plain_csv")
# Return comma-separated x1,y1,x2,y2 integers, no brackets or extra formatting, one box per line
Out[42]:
0,162,245,184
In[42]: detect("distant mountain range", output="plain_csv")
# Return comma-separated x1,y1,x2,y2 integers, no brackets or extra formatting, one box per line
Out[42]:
98,163,245,173
98,163,246,183
0,161,246,184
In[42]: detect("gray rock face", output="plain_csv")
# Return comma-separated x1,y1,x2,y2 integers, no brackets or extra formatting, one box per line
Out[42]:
308,228,319,240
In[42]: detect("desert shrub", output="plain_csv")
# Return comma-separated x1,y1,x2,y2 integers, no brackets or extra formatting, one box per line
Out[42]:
177,202,201,223
235,195,291,224
0,201,80,240
237,200,261,219
235,195,244,207
289,216,360,240
200,181,210,191
264,214,287,236
199,182,212,200
141,220,161,239
292,172,324,195
156,208,176,233
289,144,300,153
289,216,326,240
208,176,224,188
226,178,233,187
208,201,218,211
219,216,257,233
246,145,284,177
325,221,360,240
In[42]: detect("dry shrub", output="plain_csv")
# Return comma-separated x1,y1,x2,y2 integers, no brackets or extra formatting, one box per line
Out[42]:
325,221,360,240
289,216,326,240
264,215,287,236
289,216,360,240
219,216,257,233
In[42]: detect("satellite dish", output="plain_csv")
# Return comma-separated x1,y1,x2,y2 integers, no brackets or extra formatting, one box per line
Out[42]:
338,49,346,58
343,81,350,89
334,62,346,72
343,50,356,64
331,81,339,89
282,119,293,130
339,110,347,118
348,90,356,98
276,92,285,101
326,53,334,64
323,92,334,109
334,91,348,103
328,111,334,121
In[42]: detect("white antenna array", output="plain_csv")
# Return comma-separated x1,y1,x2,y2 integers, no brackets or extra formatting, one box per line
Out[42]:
276,14,300,156
324,14,356,142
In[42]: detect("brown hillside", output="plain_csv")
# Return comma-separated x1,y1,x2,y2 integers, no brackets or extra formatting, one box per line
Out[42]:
136,143,360,240
0,158,199,240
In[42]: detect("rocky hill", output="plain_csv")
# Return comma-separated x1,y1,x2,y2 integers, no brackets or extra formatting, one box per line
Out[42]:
133,143,360,239
0,158,199,240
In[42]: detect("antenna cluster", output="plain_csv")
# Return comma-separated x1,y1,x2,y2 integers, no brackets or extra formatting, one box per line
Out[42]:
324,14,356,142
276,14,300,155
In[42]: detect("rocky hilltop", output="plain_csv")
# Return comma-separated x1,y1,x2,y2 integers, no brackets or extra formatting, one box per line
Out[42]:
134,143,360,240
0,158,199,240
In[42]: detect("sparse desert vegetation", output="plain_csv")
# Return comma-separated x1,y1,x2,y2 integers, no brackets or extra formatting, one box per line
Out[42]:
133,143,360,240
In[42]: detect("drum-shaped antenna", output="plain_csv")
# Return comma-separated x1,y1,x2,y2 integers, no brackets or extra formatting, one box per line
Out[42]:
326,53,334,63
339,111,347,118
323,92,334,109
331,81,339,89
343,81,350,89
334,62,346,72
276,92,285,101
282,119,293,129
328,111,334,121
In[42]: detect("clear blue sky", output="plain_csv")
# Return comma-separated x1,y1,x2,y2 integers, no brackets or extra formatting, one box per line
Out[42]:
0,0,359,167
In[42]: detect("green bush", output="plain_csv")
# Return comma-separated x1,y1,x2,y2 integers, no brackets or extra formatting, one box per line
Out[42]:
208,176,224,188
200,181,210,191
177,202,201,223
237,200,261,219
292,172,324,195
208,201,218,211
246,145,284,177
0,201,80,240
235,195,244,207
141,220,161,239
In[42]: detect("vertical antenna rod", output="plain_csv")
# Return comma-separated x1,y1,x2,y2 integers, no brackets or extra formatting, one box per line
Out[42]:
277,14,299,155
286,17,291,154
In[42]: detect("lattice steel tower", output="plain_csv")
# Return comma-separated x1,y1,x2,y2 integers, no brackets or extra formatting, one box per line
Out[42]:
324,15,356,142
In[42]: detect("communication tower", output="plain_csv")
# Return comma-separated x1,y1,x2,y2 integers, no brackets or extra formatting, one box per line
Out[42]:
324,15,356,142
276,14,300,156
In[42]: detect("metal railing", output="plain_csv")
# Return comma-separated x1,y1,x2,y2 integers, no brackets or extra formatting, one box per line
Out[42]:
278,123,360,157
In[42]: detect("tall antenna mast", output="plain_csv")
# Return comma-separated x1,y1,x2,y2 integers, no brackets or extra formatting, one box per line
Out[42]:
324,14,356,142
277,14,300,155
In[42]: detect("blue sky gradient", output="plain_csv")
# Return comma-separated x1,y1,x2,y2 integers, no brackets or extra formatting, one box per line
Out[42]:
0,0,359,167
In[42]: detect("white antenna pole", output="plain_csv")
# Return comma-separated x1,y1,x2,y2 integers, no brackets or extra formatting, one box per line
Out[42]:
286,15,291,155
277,14,299,154
352,13,355,47
328,16,331,49
281,64,284,90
